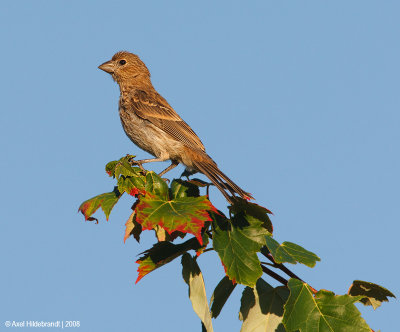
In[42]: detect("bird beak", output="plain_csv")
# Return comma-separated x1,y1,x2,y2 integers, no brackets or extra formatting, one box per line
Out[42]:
98,60,115,74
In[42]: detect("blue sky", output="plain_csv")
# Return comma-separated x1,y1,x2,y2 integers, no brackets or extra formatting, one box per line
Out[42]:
1,1,398,331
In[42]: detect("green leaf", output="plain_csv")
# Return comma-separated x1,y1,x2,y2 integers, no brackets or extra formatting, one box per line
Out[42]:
117,175,146,196
136,194,215,245
230,198,273,233
136,237,202,283
348,280,396,310
239,279,289,332
105,155,136,177
195,232,210,256
78,187,121,221
283,279,371,332
114,156,142,179
265,237,320,268
212,213,269,287
105,160,119,177
170,179,200,198
181,253,214,332
210,276,237,318
100,190,121,219
145,171,169,199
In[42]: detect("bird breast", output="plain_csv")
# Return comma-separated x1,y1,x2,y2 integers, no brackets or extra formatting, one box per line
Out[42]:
118,104,185,162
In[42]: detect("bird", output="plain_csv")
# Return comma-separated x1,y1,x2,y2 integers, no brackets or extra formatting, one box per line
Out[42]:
98,51,252,204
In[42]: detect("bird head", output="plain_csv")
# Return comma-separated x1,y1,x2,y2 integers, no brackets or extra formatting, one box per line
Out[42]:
98,51,150,84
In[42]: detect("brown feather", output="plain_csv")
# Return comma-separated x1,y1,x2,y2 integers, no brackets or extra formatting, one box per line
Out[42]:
131,90,206,152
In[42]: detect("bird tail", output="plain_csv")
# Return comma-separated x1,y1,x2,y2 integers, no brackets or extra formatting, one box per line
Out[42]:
188,151,253,204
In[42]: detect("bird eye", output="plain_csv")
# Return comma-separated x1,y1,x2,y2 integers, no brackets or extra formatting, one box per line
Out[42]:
119,59,126,65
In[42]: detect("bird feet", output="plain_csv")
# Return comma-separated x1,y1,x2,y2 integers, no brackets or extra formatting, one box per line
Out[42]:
128,158,146,172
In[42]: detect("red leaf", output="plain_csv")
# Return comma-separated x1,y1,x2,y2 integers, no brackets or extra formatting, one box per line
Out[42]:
135,193,217,245
135,239,202,283
135,257,156,283
79,201,100,221
129,188,139,196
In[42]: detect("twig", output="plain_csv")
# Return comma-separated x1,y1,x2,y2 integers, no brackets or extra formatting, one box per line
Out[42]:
260,247,317,294
260,261,275,267
261,265,288,286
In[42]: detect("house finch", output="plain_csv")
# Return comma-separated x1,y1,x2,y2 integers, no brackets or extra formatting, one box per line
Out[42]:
98,51,252,203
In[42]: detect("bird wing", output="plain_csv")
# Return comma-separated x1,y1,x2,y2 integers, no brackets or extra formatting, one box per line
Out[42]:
130,90,206,152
